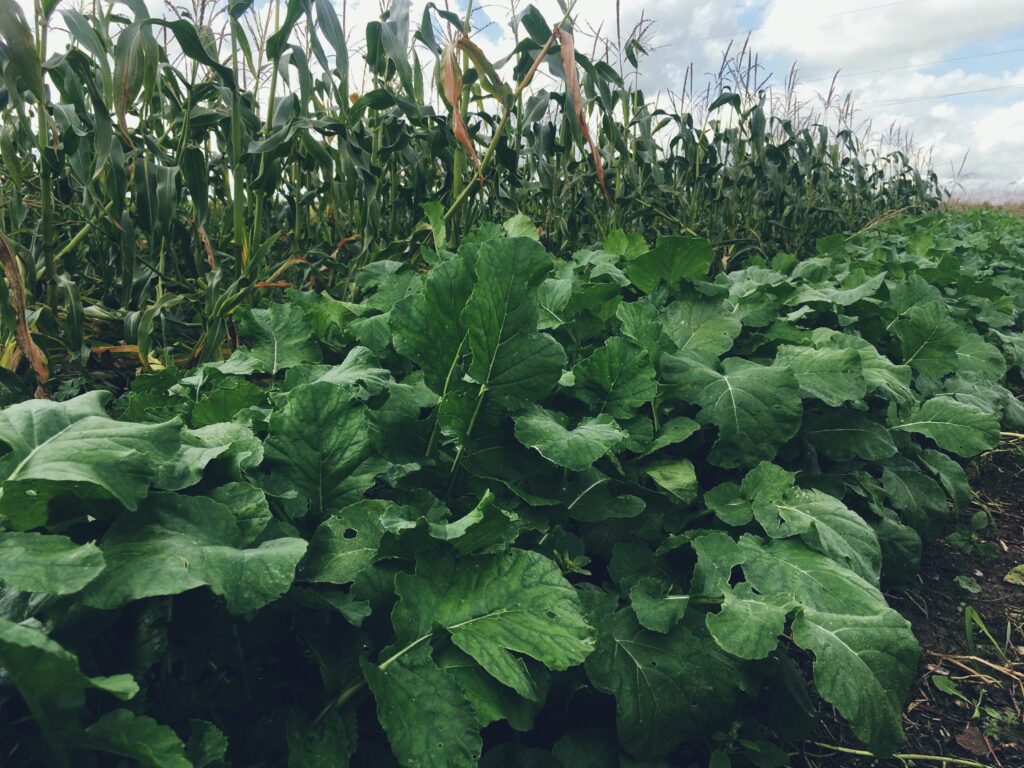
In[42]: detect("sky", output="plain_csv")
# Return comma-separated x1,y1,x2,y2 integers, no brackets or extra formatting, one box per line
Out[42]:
17,0,1024,198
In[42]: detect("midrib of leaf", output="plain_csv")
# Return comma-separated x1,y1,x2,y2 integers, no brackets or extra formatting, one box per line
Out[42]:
797,614,896,701
597,358,624,415
315,606,517,724
707,373,741,435
479,271,518,389
894,418,962,431
270,327,280,375
903,321,941,364
6,421,81,482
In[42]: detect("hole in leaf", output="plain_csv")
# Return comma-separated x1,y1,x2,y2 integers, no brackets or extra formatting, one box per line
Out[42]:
343,528,357,540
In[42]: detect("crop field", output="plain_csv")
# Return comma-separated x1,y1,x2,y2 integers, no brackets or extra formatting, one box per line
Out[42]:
1,0,1023,766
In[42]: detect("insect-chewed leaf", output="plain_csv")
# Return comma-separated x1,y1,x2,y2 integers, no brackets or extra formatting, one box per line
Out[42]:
363,643,482,768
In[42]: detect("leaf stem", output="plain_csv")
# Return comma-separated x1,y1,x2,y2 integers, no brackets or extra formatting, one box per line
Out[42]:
425,334,468,458
810,741,992,767
446,383,488,496
312,634,433,725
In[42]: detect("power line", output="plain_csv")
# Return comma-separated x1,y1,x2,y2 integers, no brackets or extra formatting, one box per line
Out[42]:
799,47,1024,85
661,0,921,50
859,82,1024,107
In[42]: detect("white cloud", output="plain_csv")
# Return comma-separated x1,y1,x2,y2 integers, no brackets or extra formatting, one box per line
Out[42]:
973,99,1024,151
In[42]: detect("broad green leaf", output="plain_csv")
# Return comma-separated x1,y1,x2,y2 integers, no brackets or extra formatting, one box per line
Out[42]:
513,406,624,471
191,378,264,427
584,609,747,759
787,271,885,306
882,466,949,535
300,500,390,584
757,488,881,583
82,493,306,614
735,537,918,753
391,253,473,393
918,448,971,513
428,491,521,556
891,396,999,457
208,481,272,544
186,721,228,768
238,303,322,375
955,334,1006,380
503,213,539,240
615,299,666,362
774,346,866,406
629,577,688,633
392,550,594,700
813,330,913,404
626,236,713,293
792,608,918,754
437,645,547,731
638,416,701,457
263,382,383,518
663,293,742,356
665,353,802,468
704,481,752,526
362,643,481,768
643,458,698,503
0,619,137,748
708,464,881,581
283,346,392,398
572,337,658,419
422,201,448,255
0,393,181,528
461,238,566,402
157,422,263,491
893,301,963,377
74,709,190,768
802,410,897,461
705,582,788,660
0,533,104,594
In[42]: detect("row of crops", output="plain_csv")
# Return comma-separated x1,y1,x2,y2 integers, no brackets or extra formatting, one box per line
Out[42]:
2,208,1023,766
1,0,1020,766
0,0,939,376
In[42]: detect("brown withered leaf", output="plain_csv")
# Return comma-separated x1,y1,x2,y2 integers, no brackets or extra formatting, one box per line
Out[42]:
441,42,481,178
556,26,611,204
0,234,48,398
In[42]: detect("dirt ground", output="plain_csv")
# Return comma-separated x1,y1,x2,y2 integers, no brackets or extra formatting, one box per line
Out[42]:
796,448,1024,767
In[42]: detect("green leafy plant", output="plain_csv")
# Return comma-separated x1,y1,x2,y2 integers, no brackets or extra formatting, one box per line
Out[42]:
1,208,1022,765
